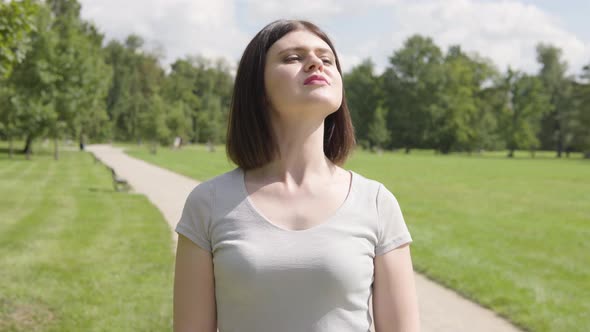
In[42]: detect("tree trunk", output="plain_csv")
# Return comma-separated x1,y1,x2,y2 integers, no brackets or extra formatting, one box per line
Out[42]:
54,138,59,160
507,149,515,158
530,149,536,158
23,134,33,156
79,132,85,151
405,147,411,154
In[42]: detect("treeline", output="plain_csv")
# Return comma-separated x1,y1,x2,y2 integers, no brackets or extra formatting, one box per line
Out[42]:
346,39,590,158
0,0,232,159
1,0,589,159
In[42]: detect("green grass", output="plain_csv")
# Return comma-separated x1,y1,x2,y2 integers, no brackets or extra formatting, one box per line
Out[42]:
124,143,590,332
0,143,173,331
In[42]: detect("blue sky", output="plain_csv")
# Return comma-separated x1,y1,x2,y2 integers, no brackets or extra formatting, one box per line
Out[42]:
80,0,590,76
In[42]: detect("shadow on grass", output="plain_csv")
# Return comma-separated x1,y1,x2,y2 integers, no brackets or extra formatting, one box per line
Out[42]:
0,147,55,159
88,187,115,193
88,187,135,195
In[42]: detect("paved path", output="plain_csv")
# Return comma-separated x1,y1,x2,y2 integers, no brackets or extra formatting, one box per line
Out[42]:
87,144,522,332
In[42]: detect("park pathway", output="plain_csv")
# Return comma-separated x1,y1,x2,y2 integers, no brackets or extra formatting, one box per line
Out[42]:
87,144,522,332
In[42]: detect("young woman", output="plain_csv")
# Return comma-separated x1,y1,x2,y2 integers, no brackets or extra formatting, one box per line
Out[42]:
174,19,420,332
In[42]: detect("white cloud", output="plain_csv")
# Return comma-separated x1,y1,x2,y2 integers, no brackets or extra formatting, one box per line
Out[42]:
79,0,249,70
371,0,589,74
239,0,345,23
78,0,589,76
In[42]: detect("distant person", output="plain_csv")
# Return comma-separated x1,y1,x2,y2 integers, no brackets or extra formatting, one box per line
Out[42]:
173,19,420,332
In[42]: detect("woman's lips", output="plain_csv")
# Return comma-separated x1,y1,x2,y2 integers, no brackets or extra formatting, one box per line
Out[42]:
304,75,329,85
304,79,328,85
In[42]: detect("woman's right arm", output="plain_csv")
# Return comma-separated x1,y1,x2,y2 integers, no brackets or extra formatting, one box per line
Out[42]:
173,234,217,332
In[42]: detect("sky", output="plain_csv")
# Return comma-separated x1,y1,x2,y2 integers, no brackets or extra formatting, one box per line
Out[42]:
79,0,590,76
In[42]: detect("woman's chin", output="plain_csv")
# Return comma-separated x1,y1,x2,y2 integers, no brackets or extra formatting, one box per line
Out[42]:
299,94,340,107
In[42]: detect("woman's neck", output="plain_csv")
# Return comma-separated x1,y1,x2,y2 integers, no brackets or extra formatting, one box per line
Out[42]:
249,118,338,186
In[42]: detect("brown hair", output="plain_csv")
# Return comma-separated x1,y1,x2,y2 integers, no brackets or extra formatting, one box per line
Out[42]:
226,19,356,170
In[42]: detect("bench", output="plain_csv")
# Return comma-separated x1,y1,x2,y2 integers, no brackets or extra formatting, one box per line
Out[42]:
109,167,130,192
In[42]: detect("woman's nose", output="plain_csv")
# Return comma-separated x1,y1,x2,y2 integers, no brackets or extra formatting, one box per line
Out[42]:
306,55,324,72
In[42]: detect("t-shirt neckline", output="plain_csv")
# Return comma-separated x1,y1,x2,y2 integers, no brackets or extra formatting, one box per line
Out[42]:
237,167,355,233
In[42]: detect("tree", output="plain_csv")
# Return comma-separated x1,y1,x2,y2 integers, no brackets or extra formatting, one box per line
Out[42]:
573,65,590,157
139,94,170,154
0,84,19,158
165,101,190,145
382,35,444,153
498,69,551,157
7,3,59,159
0,0,39,78
536,44,575,157
429,45,478,154
162,58,203,143
163,55,232,144
29,0,110,159
367,105,390,153
104,35,165,142
343,59,380,149
440,46,500,153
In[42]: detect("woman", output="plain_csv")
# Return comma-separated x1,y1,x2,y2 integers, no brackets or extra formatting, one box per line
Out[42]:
174,19,420,332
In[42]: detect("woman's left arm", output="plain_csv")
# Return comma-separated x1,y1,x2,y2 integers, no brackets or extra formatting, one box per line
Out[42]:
373,243,421,332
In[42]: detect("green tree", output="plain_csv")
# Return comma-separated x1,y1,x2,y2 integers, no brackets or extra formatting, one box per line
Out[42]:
0,83,20,157
104,35,165,142
163,55,232,144
573,65,590,157
0,0,39,77
6,3,59,159
162,58,203,143
441,46,500,153
536,44,576,157
367,104,390,153
382,35,444,153
139,94,170,154
429,46,479,153
499,69,551,157
343,58,380,149
165,101,190,144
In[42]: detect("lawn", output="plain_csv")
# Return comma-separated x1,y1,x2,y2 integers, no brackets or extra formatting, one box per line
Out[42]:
0,143,174,331
124,142,590,332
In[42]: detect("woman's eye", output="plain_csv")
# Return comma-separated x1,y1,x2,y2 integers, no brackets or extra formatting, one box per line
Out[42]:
285,56,300,62
322,59,333,65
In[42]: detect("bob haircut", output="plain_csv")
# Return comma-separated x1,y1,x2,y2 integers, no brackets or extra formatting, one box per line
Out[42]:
226,19,356,170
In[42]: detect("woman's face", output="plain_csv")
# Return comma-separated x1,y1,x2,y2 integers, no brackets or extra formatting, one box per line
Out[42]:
264,30,343,121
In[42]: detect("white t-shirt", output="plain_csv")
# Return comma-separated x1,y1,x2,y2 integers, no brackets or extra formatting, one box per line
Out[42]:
176,167,413,332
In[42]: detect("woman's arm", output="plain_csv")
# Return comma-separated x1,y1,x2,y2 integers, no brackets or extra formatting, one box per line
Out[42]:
373,243,420,332
173,234,217,332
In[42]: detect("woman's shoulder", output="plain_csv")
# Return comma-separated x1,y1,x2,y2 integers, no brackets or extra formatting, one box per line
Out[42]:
349,169,383,193
349,170,403,208
186,168,241,195
185,168,241,204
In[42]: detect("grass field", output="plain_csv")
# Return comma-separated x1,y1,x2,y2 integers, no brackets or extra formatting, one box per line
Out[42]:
124,143,590,332
0,143,174,331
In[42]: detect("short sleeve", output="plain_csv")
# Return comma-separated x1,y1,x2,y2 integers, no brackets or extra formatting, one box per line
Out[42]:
175,182,213,252
375,183,413,256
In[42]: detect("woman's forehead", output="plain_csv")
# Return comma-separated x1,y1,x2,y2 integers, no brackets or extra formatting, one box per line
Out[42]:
270,30,332,55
